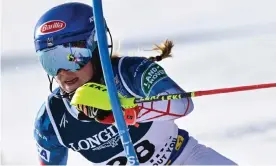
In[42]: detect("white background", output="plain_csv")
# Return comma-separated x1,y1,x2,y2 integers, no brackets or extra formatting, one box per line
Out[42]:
1,0,276,165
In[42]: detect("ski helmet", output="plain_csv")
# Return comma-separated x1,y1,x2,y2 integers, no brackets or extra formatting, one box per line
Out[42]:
34,2,97,52
34,2,112,77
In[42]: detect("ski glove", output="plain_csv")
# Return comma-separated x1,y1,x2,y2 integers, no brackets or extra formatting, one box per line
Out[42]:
70,82,140,127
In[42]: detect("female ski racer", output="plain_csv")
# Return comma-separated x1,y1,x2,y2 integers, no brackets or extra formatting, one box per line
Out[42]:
33,2,237,165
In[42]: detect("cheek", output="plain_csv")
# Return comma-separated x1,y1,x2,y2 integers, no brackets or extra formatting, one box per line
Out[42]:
77,63,94,81
54,76,62,84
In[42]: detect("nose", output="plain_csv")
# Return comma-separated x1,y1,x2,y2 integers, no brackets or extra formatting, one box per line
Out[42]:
57,69,72,76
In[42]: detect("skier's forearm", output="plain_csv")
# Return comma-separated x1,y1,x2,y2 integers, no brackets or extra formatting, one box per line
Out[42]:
136,97,194,122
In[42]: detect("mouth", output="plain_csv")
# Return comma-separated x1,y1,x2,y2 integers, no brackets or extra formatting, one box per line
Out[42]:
64,78,79,85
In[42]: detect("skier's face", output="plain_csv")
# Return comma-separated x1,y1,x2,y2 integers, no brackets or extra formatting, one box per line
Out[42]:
55,61,94,93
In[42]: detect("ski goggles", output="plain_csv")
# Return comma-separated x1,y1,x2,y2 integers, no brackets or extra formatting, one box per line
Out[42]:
37,42,96,76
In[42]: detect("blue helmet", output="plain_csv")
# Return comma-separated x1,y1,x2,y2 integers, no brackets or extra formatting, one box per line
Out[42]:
34,2,112,97
34,2,101,52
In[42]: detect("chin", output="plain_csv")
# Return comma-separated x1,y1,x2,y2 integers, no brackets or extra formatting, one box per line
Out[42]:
64,85,79,93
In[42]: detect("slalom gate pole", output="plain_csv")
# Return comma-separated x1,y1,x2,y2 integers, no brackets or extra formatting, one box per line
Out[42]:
92,0,139,165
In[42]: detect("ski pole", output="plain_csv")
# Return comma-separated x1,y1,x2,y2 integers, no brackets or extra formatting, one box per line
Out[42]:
134,83,276,103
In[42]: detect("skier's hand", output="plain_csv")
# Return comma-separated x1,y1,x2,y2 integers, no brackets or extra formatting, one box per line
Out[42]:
75,104,140,127
71,82,137,110
70,82,140,127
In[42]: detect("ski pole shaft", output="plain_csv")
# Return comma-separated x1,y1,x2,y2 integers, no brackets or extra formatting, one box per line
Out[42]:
134,83,276,103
